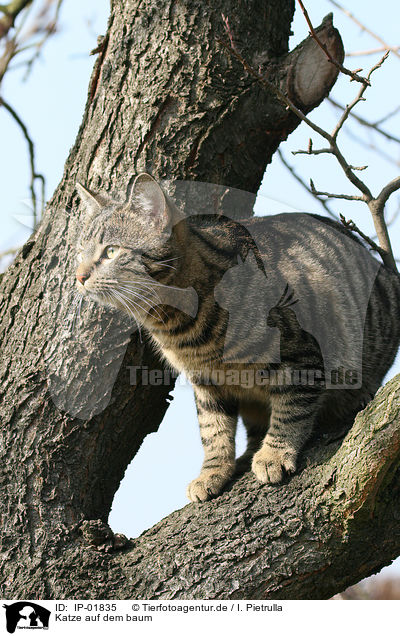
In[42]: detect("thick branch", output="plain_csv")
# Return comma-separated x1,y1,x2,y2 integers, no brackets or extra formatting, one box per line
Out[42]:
7,375,400,600
296,0,368,85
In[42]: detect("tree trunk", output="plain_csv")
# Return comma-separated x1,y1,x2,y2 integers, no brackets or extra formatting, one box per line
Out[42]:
2,0,389,601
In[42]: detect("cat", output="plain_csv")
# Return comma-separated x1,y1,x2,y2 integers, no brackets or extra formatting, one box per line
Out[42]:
75,173,400,502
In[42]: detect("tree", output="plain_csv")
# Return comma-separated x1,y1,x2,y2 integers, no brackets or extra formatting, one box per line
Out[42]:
0,0,399,599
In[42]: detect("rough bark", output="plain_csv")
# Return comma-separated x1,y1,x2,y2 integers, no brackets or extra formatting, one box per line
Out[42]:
4,376,400,600
1,0,392,601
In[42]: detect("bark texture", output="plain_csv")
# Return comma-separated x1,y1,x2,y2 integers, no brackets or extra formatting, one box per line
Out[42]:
1,0,394,601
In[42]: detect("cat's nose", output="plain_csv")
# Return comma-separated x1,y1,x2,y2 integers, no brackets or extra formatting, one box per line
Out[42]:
76,272,90,285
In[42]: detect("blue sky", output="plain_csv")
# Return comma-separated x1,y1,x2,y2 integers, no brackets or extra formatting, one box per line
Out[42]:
1,0,400,578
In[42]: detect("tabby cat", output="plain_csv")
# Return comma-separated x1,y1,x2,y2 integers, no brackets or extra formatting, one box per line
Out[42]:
75,173,400,502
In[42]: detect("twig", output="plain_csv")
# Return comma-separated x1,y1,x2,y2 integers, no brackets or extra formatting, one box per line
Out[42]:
328,0,400,60
296,0,369,85
342,127,400,169
374,177,400,213
374,105,400,127
221,14,236,52
0,0,32,38
0,245,19,259
339,214,387,259
346,46,400,58
219,21,398,271
22,0,64,81
277,149,337,219
309,180,365,202
331,51,389,141
328,97,400,145
0,97,45,228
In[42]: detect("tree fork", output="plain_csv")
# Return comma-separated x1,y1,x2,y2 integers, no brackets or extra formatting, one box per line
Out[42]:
0,0,355,598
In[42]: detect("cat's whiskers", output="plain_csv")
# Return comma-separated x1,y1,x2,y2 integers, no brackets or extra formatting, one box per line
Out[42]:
114,287,162,333
154,262,177,270
154,257,180,266
93,279,166,325
115,287,166,325
118,284,171,322
119,284,164,305
94,280,161,313
118,283,162,307
119,279,186,293
109,289,143,341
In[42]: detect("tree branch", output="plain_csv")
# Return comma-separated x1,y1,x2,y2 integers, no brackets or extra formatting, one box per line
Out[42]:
277,149,338,219
328,0,400,60
222,25,398,271
0,0,31,38
11,375,400,600
346,46,400,58
296,0,369,85
0,97,45,228
0,3,354,600
309,179,365,201
328,96,400,145
339,213,388,258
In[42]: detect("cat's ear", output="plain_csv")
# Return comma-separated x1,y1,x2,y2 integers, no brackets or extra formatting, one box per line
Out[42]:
76,182,105,217
130,173,169,230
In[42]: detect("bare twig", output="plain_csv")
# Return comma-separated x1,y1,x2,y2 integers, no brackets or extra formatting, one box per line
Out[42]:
328,97,400,145
328,0,400,60
346,46,400,58
22,0,64,81
331,51,389,141
0,0,65,232
0,97,45,228
219,18,398,271
342,127,400,169
293,146,367,170
374,177,400,212
0,245,19,259
374,105,400,127
0,0,32,38
277,149,337,219
296,0,369,85
339,214,387,259
310,180,365,202
221,14,236,52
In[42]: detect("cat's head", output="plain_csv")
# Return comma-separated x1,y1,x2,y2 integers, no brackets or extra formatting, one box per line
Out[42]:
74,173,183,321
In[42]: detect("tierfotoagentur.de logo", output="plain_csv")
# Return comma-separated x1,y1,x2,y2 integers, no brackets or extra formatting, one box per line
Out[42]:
3,602,50,633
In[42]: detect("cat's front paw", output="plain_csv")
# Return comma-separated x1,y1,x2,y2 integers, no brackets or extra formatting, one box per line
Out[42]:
186,468,232,502
252,442,297,484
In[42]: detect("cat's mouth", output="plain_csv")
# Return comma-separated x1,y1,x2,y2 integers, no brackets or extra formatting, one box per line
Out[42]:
76,279,105,301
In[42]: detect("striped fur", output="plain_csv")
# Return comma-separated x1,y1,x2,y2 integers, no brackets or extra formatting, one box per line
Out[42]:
75,175,400,502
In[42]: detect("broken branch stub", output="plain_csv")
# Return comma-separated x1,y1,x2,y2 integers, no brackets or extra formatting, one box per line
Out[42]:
287,14,344,109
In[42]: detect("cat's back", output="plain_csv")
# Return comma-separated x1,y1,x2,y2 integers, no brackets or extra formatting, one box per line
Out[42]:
186,211,400,376
188,211,383,295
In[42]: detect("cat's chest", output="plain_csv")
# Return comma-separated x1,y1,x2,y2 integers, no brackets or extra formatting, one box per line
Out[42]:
151,334,219,374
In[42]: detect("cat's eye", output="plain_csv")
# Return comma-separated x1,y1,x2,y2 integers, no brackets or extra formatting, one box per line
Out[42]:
104,246,120,260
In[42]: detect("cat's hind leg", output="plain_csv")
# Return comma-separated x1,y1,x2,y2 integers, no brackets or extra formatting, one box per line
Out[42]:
236,401,270,474
252,385,322,484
